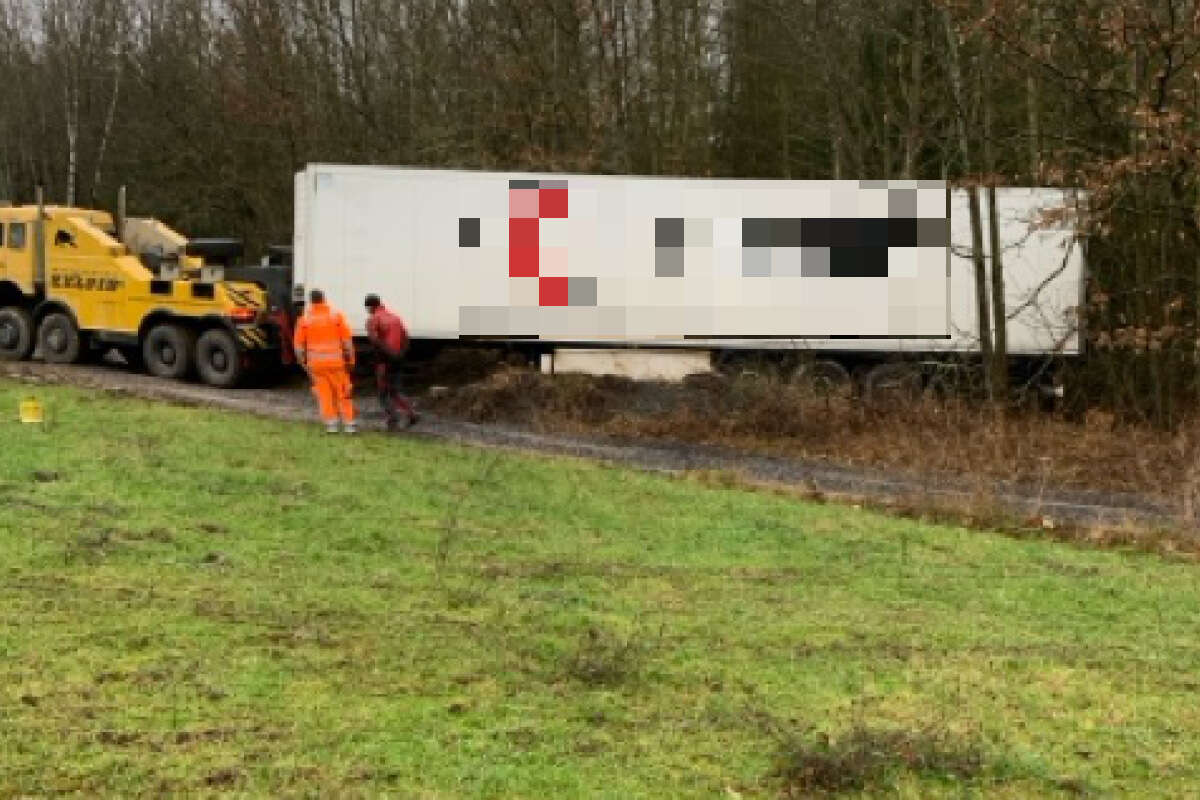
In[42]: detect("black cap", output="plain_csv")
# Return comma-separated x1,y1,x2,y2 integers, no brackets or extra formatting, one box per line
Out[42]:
309,288,325,304
364,294,381,308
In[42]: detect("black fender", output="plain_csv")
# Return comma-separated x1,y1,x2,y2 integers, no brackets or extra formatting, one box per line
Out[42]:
137,308,196,340
0,280,32,308
31,299,82,330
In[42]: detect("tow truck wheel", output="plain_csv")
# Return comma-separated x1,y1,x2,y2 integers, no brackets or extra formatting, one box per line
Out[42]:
195,328,244,388
0,307,35,361
143,323,195,379
38,312,83,364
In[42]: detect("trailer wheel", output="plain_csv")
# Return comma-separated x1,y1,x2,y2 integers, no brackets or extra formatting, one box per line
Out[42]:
924,361,971,401
0,307,35,361
862,362,924,406
794,359,852,396
143,323,195,379
195,328,244,388
38,312,84,364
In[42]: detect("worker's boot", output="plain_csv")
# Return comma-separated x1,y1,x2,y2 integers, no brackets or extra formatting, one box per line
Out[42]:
343,421,358,434
324,420,339,434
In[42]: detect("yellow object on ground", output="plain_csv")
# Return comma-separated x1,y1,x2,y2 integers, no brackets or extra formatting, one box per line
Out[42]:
18,396,43,424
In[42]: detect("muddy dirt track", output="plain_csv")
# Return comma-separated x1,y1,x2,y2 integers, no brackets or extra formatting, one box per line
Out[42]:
0,359,1183,531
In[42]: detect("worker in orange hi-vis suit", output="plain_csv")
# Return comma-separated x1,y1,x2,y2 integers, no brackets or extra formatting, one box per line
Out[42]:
294,288,357,434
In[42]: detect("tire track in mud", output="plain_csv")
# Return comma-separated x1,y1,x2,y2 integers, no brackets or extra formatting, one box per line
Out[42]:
0,360,1182,530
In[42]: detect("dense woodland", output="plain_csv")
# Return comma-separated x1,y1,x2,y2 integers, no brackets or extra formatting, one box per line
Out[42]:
2,0,1200,425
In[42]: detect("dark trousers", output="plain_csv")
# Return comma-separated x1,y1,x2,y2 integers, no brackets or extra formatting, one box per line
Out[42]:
374,355,415,425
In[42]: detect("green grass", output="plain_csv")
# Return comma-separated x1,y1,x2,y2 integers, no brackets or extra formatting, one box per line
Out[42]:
1,380,1199,798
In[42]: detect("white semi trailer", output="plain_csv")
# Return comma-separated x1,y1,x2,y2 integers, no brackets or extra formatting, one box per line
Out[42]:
292,164,1084,387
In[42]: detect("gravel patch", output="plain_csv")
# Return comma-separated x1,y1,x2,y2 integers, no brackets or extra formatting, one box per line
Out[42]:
0,359,1179,530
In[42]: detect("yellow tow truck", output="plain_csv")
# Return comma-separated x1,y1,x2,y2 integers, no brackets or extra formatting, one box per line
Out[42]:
0,196,277,387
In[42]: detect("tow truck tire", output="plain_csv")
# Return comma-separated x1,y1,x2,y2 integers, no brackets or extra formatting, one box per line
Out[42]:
143,323,195,379
0,307,35,361
195,328,244,388
38,312,83,364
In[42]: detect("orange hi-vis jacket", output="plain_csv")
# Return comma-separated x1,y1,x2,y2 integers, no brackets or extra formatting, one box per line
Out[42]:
294,301,354,369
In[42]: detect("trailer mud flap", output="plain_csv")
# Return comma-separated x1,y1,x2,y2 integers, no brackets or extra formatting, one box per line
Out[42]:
266,308,296,365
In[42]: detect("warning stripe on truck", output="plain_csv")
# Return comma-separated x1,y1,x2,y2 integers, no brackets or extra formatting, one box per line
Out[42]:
237,327,268,349
224,286,262,307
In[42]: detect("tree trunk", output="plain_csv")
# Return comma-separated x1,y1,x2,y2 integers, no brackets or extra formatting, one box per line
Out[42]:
942,8,994,397
91,51,122,206
987,184,1008,398
981,36,1007,401
779,80,791,178
942,9,971,173
1025,5,1041,182
65,83,78,206
903,0,923,180
969,186,994,398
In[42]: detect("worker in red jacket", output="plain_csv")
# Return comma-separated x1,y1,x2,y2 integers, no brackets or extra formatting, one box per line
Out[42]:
294,289,357,433
364,294,418,430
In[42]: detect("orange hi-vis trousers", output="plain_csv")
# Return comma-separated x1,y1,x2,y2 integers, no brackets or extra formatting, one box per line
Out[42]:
295,301,356,425
309,364,355,424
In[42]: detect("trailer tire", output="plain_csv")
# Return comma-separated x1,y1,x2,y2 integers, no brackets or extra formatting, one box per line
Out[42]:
38,312,84,364
195,328,244,388
143,323,195,379
0,307,35,361
794,359,852,396
924,361,973,401
862,362,923,406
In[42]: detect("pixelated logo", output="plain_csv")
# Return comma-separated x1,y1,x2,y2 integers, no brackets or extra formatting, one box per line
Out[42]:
458,179,950,339
459,179,595,308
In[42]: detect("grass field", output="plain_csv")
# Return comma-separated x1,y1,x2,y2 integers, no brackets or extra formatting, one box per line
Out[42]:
2,380,1199,798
